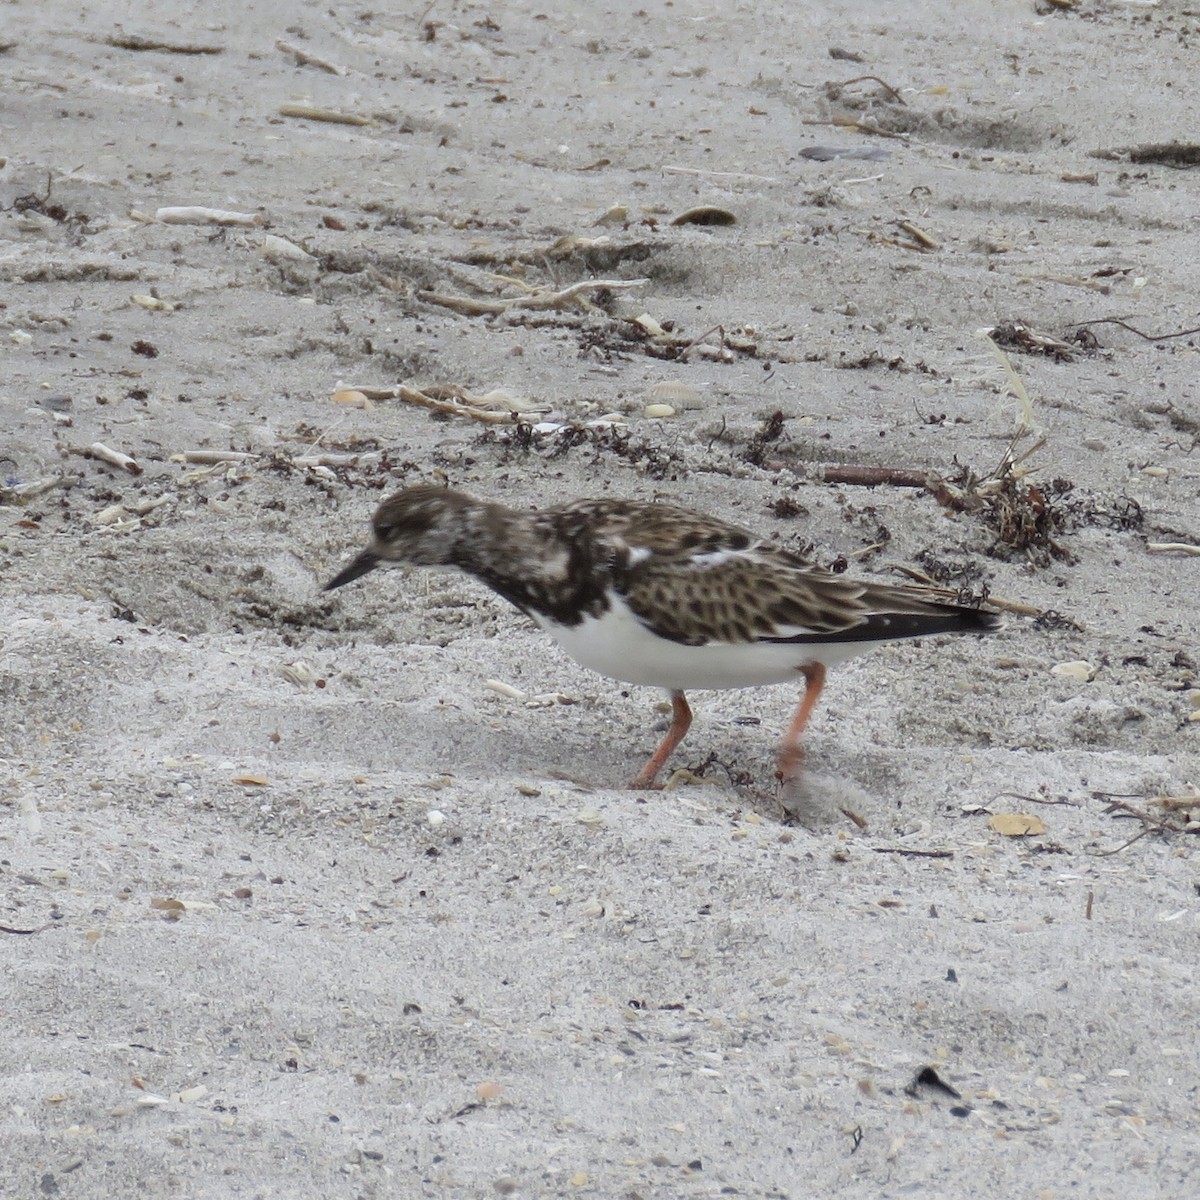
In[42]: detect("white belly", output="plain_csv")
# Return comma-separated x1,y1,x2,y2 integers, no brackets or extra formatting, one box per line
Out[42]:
532,600,876,691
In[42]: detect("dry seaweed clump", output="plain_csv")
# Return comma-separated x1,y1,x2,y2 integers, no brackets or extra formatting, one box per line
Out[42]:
975,473,1076,563
937,441,1144,566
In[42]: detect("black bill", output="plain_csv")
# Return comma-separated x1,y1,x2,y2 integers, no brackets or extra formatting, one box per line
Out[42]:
323,550,381,591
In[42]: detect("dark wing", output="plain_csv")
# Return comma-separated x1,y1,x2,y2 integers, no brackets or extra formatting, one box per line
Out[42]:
584,503,996,648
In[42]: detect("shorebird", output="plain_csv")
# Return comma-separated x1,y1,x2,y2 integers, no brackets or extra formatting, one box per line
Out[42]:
324,485,999,787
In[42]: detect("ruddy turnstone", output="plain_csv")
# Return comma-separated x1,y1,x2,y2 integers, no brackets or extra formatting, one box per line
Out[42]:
324,485,999,788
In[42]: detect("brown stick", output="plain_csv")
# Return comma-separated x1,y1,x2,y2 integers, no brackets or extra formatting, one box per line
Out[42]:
872,847,954,859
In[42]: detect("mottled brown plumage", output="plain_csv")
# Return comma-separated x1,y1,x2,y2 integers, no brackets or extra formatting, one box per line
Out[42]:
325,485,999,787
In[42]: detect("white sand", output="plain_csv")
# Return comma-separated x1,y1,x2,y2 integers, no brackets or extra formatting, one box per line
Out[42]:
3,2,1198,1196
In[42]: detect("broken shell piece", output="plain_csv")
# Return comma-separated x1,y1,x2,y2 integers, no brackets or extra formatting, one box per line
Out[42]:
633,313,666,337
156,207,262,227
92,503,130,526
473,388,545,415
131,294,177,312
331,388,372,409
280,661,317,687
988,812,1047,837
643,403,676,419
644,379,703,411
89,442,143,475
1051,660,1094,682
261,234,314,263
593,203,628,226
670,205,736,227
484,679,526,700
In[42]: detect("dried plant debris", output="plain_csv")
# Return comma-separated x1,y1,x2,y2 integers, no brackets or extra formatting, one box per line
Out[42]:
418,277,647,317
799,145,890,162
1092,791,1199,855
577,316,758,365
5,173,91,227
105,33,224,54
912,550,988,588
934,434,1142,565
1090,142,1200,168
986,320,1080,362
1069,317,1200,346
950,468,1074,564
742,411,787,467
480,421,685,481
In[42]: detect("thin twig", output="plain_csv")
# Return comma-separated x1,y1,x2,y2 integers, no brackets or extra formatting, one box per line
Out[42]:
1092,828,1152,857
872,847,953,859
829,75,906,105
676,324,725,362
662,166,779,183
1071,317,1200,342
418,278,647,316
990,791,1079,807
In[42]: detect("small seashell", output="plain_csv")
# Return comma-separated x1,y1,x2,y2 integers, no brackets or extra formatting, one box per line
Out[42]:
280,661,317,687
1051,660,1094,682
332,388,371,409
633,313,666,337
10,330,33,346
92,504,128,526
593,203,627,226
176,1085,208,1104
131,293,176,312
474,388,545,414
988,813,1047,837
1142,466,1168,479
426,810,446,827
644,379,703,411
643,403,676,419
670,205,736,227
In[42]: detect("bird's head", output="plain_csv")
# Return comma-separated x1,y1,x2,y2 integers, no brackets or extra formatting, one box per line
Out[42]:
323,485,475,591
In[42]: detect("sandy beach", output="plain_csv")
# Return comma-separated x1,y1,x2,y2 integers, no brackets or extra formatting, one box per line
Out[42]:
3,2,1198,1196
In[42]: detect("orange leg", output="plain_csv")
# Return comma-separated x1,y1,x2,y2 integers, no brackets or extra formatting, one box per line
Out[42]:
776,663,827,782
629,690,693,789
